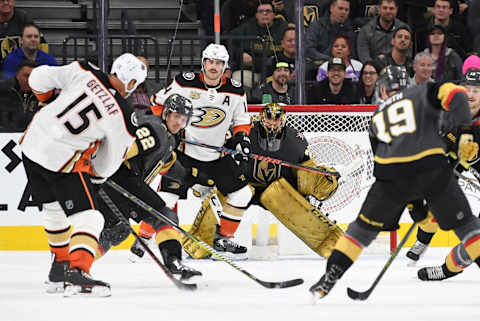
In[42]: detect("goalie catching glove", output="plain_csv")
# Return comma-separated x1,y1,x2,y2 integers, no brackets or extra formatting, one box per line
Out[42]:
296,159,339,201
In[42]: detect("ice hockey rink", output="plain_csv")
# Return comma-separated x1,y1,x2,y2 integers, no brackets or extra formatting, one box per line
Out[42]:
0,248,478,321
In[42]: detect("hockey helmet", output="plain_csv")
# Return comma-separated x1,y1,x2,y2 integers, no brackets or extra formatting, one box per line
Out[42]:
111,53,147,98
163,94,194,124
260,103,286,138
463,70,480,86
376,65,409,94
201,43,229,74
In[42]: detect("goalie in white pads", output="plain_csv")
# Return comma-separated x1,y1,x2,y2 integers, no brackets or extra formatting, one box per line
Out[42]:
20,53,147,297
132,43,253,260
182,103,343,260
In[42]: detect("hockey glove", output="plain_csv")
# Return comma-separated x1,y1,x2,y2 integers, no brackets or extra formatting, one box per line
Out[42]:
458,133,479,162
231,132,251,162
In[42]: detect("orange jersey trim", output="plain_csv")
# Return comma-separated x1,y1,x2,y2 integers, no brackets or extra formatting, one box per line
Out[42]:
33,89,54,102
151,104,163,116
233,124,251,135
77,172,95,210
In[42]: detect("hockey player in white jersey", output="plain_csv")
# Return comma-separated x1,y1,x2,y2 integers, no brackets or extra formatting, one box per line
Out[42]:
131,43,253,260
21,53,148,297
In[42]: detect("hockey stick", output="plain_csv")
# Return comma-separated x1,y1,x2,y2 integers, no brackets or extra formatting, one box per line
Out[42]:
180,138,360,178
97,188,197,291
346,222,417,301
105,180,304,289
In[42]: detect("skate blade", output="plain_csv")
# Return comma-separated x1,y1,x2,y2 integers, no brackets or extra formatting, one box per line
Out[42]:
178,273,203,283
45,281,65,294
406,259,418,267
63,284,111,297
310,289,326,305
211,252,248,261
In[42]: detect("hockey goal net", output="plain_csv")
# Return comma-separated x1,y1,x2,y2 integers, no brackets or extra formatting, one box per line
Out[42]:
247,105,397,255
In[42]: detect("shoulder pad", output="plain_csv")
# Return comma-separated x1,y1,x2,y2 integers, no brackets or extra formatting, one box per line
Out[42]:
182,72,195,81
231,79,242,88
218,78,245,95
174,72,203,89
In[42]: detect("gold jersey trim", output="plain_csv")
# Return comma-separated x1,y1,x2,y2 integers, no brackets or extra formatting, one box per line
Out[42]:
374,148,445,164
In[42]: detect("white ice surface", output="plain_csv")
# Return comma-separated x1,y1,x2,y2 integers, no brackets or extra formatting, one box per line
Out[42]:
0,248,478,321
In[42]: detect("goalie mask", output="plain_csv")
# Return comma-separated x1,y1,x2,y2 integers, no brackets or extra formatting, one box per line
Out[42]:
259,103,286,152
111,53,147,98
201,43,230,75
162,94,194,132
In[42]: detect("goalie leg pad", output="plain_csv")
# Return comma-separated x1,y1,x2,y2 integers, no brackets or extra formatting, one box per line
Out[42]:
181,189,225,259
260,178,344,258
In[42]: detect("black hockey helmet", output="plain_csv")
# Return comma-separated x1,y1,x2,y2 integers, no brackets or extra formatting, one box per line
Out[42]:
463,70,480,86
377,65,409,93
163,93,194,122
260,102,286,138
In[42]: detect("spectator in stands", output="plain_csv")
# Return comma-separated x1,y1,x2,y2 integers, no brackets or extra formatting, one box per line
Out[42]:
229,0,288,89
410,51,434,85
2,23,57,80
423,24,462,82
417,0,470,59
251,60,295,105
463,54,480,75
307,57,358,104
263,27,296,83
356,0,408,63
0,60,38,130
305,0,356,63
316,34,363,82
129,56,151,110
0,0,33,74
221,0,258,34
469,0,480,52
376,26,414,77
356,60,380,104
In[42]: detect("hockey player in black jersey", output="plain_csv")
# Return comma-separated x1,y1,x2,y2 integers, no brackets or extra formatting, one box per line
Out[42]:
310,65,480,300
411,70,480,281
97,94,203,281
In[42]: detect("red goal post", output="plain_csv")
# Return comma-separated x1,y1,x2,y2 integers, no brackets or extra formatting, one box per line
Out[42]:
247,104,397,254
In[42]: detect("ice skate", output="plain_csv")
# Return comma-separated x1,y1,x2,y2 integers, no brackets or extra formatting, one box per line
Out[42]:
63,268,111,297
212,234,248,261
406,240,428,266
45,255,69,294
417,265,461,281
165,256,202,281
309,265,344,302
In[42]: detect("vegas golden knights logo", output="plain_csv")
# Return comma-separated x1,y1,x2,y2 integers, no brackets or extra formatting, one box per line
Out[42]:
253,160,281,185
304,6,319,27
1,37,19,59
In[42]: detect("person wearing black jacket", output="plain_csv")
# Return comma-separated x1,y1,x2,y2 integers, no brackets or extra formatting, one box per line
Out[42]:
0,60,38,130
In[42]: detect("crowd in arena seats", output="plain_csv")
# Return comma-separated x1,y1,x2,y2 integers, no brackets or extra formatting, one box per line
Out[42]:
2,0,480,131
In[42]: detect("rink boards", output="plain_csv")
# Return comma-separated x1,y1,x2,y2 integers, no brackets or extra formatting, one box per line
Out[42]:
1,132,477,251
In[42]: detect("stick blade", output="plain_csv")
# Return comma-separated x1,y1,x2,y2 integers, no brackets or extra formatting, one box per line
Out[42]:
259,278,304,289
346,287,371,301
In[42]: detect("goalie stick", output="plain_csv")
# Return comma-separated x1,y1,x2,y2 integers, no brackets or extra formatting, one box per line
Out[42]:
346,222,417,301
181,138,363,178
97,188,197,291
105,180,304,289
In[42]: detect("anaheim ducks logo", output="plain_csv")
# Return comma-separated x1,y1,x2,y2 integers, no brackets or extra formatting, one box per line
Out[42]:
253,160,281,185
190,107,226,128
